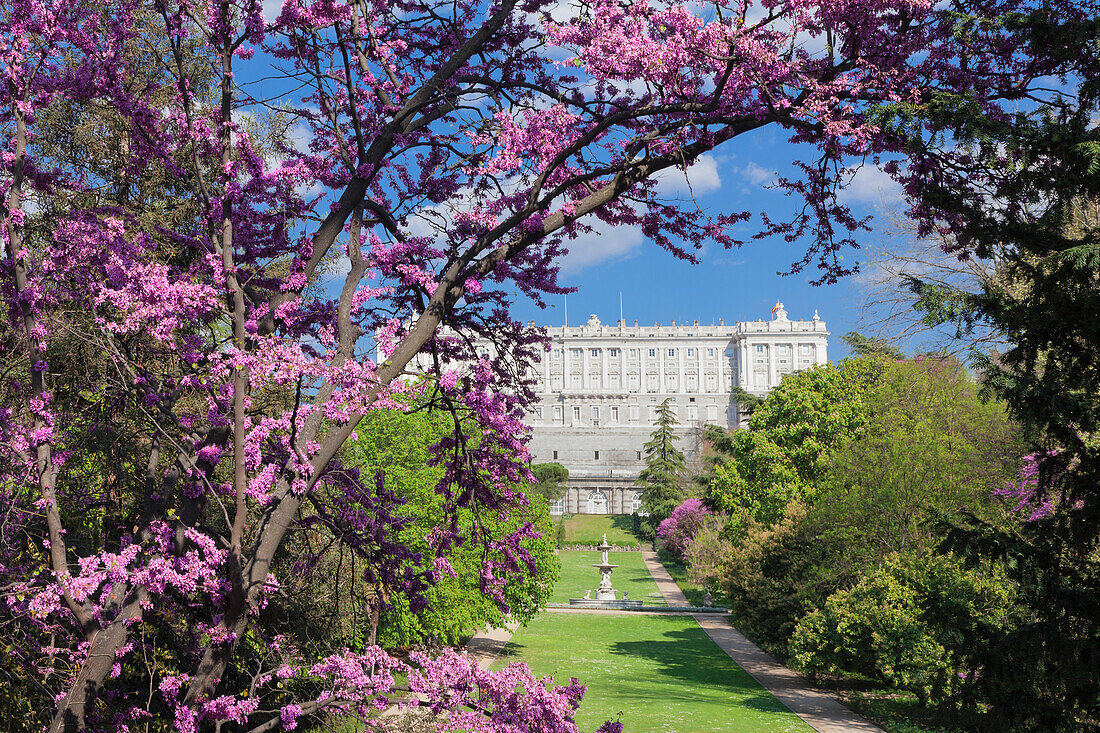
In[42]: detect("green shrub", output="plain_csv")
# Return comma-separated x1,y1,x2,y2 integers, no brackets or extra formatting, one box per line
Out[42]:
719,505,848,652
789,552,1016,706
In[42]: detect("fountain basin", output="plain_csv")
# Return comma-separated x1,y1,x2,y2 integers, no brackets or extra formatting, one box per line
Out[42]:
568,597,643,608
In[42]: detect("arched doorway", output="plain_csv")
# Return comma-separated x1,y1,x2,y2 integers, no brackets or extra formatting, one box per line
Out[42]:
586,490,608,514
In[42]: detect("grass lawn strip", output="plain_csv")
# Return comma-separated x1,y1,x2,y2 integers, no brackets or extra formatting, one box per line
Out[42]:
494,612,813,733
559,515,642,547
552,551,666,606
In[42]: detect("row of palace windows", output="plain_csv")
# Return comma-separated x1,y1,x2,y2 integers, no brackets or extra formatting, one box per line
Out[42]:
536,402,719,424
556,347,730,359
548,490,645,515
551,449,644,461
549,344,817,359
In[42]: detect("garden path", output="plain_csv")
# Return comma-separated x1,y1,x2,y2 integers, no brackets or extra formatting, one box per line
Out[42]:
640,551,885,733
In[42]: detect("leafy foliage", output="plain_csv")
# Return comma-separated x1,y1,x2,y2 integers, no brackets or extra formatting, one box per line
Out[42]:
698,356,1025,676
895,9,1100,730
339,408,558,648
639,398,688,525
811,357,1024,569
842,331,905,361
531,462,570,503
707,358,885,529
790,553,1017,706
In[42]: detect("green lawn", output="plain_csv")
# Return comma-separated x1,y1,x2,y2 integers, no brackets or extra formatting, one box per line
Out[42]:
559,514,643,547
493,612,813,733
552,551,665,605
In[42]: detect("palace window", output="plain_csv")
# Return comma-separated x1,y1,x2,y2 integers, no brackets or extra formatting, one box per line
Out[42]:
573,406,581,420
707,348,715,357
591,348,599,357
636,450,642,460
554,405,562,421
756,344,764,353
629,348,637,357
553,450,559,459
572,348,581,357
611,406,619,422
687,348,695,356
594,450,600,460
610,348,619,357
668,348,676,357
592,406,600,420
535,407,543,419
648,348,656,357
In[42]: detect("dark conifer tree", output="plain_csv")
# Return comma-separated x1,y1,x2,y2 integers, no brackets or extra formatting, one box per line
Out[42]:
899,8,1100,729
639,398,688,526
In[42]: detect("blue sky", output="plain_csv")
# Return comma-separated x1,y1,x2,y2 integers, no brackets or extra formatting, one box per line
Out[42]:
507,126,907,363
240,7,916,364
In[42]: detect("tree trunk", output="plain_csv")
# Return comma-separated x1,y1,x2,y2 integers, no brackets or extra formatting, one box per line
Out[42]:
49,594,143,733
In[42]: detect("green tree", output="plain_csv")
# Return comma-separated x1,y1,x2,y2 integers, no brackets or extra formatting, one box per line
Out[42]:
841,331,905,360
730,386,763,416
708,358,885,530
338,408,558,647
530,462,569,503
812,357,1024,569
897,17,1100,727
639,398,688,525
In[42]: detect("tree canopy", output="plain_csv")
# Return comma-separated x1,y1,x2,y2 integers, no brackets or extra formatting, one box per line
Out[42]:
707,357,885,529
899,13,1100,727
339,407,558,648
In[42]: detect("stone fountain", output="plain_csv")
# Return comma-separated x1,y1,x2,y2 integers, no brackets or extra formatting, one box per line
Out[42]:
593,533,619,600
569,533,642,608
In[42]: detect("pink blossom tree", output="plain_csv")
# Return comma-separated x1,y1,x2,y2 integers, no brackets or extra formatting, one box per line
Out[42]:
0,0,1087,730
657,498,713,560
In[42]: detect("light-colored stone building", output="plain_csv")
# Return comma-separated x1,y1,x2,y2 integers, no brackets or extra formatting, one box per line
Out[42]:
522,303,829,515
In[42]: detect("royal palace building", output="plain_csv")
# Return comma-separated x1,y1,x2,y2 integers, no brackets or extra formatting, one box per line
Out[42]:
521,302,829,515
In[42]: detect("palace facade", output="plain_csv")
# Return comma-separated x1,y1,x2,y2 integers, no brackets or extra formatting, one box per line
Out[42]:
523,303,829,515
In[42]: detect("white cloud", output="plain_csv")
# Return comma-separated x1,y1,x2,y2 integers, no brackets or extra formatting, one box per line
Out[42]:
262,0,282,22
557,220,645,274
837,164,904,205
654,154,722,197
742,161,776,186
